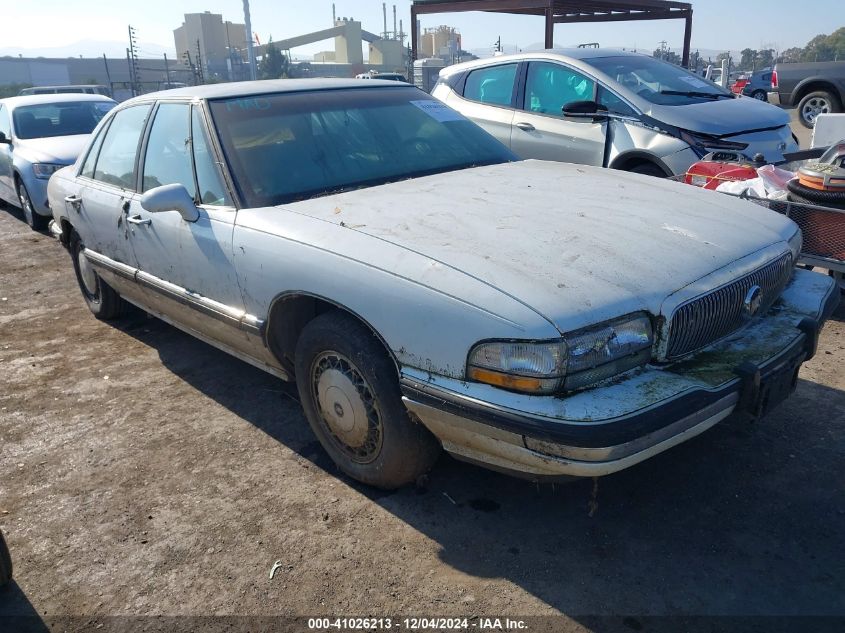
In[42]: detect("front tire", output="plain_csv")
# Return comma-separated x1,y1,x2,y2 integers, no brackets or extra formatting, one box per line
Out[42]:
627,162,666,178
797,90,841,129
69,231,126,320
294,311,441,489
16,178,49,231
0,529,12,587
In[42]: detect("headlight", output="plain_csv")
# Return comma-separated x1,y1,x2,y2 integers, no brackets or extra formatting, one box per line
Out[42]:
32,163,64,179
467,313,654,395
788,227,802,260
563,314,653,391
467,340,566,394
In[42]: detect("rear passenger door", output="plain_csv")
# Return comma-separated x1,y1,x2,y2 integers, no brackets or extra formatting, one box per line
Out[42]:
454,63,518,148
69,103,152,267
510,61,606,166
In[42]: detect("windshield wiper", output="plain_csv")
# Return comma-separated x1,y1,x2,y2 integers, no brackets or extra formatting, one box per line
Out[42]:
659,90,733,100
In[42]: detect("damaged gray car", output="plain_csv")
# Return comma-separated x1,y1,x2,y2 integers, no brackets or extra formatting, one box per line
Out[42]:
48,80,838,489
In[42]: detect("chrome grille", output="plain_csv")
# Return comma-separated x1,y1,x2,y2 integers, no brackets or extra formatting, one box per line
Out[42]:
665,252,794,360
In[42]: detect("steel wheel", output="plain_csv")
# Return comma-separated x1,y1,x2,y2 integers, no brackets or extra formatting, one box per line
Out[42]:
294,311,441,489
310,351,383,464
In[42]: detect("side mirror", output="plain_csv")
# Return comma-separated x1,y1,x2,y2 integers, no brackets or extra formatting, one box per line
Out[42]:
0,131,11,145
562,100,609,121
140,183,199,222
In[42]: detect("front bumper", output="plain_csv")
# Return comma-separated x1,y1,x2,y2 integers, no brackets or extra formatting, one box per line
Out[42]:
401,269,839,480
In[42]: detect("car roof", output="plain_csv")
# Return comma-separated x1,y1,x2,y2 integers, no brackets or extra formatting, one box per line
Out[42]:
122,78,411,104
0,93,116,109
439,47,648,74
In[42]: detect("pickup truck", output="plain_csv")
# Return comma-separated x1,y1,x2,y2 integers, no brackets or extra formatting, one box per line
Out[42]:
769,61,845,128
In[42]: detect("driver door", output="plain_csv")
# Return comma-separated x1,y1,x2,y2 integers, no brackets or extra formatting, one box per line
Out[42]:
127,101,248,349
510,61,607,166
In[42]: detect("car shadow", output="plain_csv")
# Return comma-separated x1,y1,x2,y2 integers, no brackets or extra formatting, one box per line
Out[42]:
109,308,845,625
0,581,50,633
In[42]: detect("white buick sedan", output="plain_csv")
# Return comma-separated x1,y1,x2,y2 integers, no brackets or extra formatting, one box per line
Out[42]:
48,80,838,489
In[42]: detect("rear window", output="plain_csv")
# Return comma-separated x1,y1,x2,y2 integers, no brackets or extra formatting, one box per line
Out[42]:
13,101,115,139
208,87,515,207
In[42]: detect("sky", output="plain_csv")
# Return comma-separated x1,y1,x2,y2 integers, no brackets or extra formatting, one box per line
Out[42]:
3,0,843,59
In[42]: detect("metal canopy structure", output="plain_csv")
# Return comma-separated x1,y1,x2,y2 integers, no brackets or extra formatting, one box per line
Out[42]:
411,0,694,66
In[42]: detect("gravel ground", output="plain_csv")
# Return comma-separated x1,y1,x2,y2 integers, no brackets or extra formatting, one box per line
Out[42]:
0,197,843,632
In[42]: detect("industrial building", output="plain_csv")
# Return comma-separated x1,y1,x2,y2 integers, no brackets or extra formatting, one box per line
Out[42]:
173,12,249,81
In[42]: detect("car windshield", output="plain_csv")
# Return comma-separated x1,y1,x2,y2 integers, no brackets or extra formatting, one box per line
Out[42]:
208,87,515,207
588,55,734,105
12,101,115,139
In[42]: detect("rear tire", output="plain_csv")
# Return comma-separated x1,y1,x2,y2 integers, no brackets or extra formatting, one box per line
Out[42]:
16,178,49,231
69,231,126,320
294,311,441,489
797,90,841,129
0,529,12,587
751,90,767,101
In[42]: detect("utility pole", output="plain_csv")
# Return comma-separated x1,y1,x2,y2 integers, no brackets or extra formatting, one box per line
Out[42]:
163,53,171,88
494,36,502,53
102,53,113,97
195,39,205,84
128,25,141,95
243,0,257,81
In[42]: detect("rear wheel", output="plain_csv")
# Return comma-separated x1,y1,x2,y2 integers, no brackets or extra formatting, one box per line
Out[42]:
69,231,126,320
16,178,49,231
294,311,441,489
797,90,841,129
751,90,767,101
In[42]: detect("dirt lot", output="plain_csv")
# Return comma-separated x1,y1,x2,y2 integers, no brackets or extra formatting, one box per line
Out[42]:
0,197,844,632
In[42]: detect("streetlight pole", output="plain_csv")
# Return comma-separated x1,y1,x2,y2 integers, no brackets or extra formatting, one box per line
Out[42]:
243,0,257,80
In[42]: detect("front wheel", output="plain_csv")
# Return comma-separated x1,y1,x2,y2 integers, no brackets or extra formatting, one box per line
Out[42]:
69,231,126,320
294,311,441,489
17,179,49,231
0,529,12,587
627,162,666,178
797,91,841,129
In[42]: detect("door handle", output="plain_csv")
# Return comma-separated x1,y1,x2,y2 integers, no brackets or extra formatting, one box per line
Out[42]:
515,122,536,132
65,194,82,210
126,214,151,226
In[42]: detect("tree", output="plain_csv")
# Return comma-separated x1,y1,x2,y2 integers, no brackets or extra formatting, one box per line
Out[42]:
740,48,756,70
258,39,289,79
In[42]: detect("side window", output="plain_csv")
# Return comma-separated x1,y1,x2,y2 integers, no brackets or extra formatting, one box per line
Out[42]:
597,85,636,116
523,62,596,115
142,103,195,198
93,104,152,189
80,120,110,179
463,64,518,107
0,106,10,139
191,107,231,206
762,73,772,83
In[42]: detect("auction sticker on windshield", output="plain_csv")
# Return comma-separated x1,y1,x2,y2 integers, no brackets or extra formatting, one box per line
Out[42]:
411,100,465,122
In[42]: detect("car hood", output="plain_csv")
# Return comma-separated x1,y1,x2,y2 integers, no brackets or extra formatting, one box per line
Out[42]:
279,160,796,334
644,96,791,136
12,135,89,164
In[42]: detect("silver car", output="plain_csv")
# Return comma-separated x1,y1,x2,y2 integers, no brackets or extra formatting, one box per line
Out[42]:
0,94,116,230
432,49,798,177
47,80,836,489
